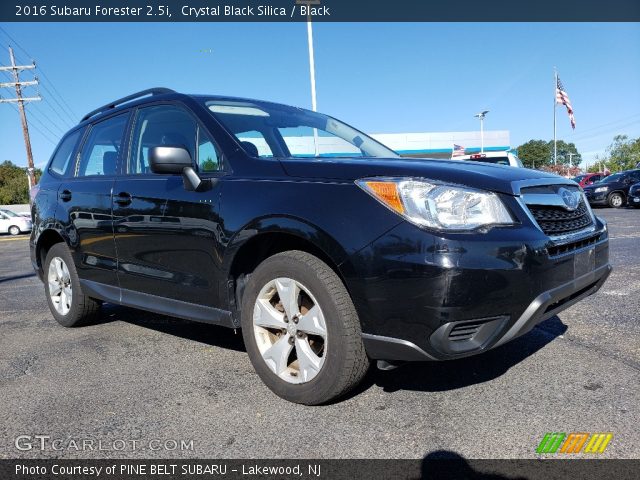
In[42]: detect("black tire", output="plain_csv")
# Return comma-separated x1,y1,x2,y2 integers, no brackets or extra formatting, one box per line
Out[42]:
241,250,370,405
44,243,101,327
8,225,20,235
607,192,625,208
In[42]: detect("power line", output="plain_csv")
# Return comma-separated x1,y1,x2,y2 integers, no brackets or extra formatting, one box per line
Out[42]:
29,101,70,135
25,103,66,138
0,26,79,121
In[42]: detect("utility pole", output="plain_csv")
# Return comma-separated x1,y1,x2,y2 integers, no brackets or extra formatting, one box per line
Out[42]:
568,152,574,169
0,47,41,189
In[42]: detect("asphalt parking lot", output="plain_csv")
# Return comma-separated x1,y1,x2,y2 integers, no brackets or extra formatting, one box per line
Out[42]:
0,208,638,460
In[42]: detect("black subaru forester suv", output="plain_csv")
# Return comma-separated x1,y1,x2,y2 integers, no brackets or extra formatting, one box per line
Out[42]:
30,88,611,404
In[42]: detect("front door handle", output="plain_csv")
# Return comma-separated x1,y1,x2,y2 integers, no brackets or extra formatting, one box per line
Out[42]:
59,190,72,202
114,192,132,206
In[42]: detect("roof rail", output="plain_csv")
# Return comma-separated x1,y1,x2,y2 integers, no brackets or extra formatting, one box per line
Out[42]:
81,87,176,122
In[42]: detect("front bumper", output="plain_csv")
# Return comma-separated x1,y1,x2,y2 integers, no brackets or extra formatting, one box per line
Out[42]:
629,193,640,206
584,190,608,205
346,215,610,362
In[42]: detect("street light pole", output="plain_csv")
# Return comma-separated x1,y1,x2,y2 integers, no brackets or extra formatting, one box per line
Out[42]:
474,111,489,153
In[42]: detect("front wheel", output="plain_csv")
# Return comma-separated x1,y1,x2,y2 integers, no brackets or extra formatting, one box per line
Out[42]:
608,192,625,208
241,250,370,405
8,225,20,235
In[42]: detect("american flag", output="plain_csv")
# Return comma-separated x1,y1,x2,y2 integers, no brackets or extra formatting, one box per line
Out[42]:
556,76,576,129
452,144,465,157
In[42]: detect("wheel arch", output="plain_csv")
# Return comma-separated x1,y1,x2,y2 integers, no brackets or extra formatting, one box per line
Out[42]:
35,229,67,276
224,217,355,322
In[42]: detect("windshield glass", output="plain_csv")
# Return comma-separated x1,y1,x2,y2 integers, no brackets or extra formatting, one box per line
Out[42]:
0,209,19,217
601,173,623,183
573,175,586,183
204,100,398,159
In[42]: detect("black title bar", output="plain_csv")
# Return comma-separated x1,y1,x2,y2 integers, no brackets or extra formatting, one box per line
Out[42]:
3,0,640,22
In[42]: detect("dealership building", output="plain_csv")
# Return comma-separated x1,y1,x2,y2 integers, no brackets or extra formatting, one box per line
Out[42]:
241,130,511,159
371,130,511,158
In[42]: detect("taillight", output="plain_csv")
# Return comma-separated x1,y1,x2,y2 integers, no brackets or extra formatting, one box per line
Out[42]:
29,183,40,205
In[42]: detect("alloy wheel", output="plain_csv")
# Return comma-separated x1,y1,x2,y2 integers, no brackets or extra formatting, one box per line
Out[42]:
611,194,623,207
8,226,20,235
48,256,72,315
252,277,327,384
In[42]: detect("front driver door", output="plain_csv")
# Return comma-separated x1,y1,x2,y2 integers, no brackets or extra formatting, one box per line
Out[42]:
112,103,226,309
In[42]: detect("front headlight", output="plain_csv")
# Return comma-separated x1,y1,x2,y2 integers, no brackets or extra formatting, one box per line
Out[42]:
356,177,514,231
594,186,609,193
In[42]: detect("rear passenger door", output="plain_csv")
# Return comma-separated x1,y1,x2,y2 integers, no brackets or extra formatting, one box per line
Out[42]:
56,112,130,290
112,103,226,308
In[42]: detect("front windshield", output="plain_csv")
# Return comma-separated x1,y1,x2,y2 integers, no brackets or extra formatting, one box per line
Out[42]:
0,209,19,217
573,175,586,183
204,100,398,159
601,173,623,183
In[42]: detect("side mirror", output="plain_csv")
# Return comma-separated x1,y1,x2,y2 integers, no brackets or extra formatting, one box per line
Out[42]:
149,145,192,174
149,145,210,191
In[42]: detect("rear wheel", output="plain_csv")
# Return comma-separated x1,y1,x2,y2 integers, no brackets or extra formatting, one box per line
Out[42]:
608,192,624,208
241,250,369,405
44,243,101,327
8,225,20,235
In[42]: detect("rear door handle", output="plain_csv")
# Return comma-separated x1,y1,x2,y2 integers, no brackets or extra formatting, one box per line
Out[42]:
114,192,132,206
59,190,72,202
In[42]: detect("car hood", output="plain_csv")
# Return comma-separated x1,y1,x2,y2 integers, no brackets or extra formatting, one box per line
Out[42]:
279,157,562,195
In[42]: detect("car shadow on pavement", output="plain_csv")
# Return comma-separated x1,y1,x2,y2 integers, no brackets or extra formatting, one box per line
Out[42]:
361,316,568,396
97,303,247,353
0,272,36,284
421,450,527,479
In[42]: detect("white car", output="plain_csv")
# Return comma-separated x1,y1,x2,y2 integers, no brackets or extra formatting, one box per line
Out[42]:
453,151,524,168
0,209,32,235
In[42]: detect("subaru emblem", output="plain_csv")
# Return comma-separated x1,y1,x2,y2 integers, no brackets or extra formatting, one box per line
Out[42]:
559,187,580,211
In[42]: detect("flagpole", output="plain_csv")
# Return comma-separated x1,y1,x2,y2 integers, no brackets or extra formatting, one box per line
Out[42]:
306,15,319,157
553,68,557,165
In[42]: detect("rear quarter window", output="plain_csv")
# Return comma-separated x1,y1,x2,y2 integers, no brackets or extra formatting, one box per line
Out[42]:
49,129,83,176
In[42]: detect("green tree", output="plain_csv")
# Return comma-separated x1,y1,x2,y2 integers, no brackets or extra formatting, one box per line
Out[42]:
603,135,640,172
516,140,581,169
516,140,550,168
0,160,41,204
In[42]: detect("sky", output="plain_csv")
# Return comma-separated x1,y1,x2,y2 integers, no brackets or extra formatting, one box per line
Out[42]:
0,22,639,169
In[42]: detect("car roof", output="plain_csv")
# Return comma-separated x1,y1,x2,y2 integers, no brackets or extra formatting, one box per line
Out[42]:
75,88,307,130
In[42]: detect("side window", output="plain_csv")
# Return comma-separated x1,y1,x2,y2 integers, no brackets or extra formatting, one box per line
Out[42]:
237,130,273,158
76,114,128,177
197,127,223,172
49,129,82,176
129,105,197,175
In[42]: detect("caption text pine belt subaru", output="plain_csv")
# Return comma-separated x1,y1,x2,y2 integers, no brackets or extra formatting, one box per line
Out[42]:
30,88,611,404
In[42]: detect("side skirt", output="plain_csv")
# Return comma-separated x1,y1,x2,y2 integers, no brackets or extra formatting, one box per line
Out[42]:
79,279,235,328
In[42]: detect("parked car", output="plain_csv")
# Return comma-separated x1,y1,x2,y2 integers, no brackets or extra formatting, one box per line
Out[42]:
583,169,640,208
30,88,611,405
452,151,524,168
0,208,32,235
572,172,606,188
628,182,640,208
